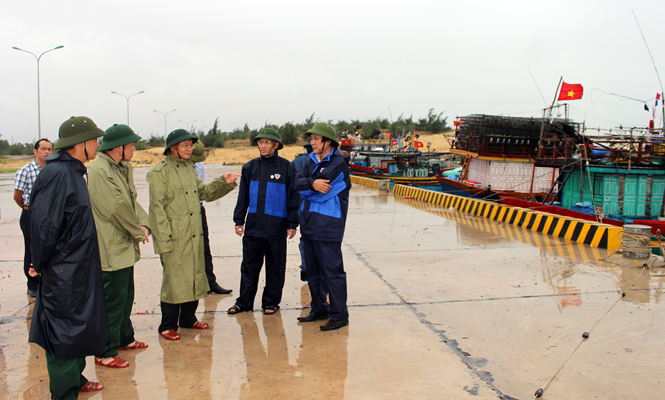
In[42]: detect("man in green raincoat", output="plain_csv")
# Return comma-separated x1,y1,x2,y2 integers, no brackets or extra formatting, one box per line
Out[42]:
147,129,239,340
88,124,151,369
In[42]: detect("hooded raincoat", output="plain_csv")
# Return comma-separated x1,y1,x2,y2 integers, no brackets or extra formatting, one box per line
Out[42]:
147,155,236,303
88,152,150,271
28,150,109,358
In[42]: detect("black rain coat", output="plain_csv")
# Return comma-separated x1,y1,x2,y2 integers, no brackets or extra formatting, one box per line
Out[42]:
28,151,109,358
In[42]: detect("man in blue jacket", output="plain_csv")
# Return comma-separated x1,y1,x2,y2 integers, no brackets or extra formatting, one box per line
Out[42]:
230,128,299,315
291,140,313,282
295,123,352,331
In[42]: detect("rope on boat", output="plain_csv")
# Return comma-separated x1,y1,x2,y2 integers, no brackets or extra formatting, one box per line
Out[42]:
532,262,651,399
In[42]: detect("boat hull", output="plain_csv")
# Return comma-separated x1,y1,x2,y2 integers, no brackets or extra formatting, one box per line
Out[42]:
435,176,546,201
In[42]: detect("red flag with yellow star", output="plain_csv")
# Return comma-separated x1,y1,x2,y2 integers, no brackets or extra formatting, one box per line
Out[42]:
558,82,584,101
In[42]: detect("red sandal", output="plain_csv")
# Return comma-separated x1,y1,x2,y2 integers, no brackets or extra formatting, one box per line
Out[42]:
119,341,149,350
160,329,180,340
80,381,103,392
95,356,129,368
188,321,209,330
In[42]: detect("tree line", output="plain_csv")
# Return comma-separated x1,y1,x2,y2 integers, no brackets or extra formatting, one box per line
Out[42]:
141,108,449,150
1,108,449,154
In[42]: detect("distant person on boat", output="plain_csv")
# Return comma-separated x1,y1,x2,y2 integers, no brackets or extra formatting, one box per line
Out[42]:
229,128,299,316
292,140,313,282
295,122,352,331
190,141,233,295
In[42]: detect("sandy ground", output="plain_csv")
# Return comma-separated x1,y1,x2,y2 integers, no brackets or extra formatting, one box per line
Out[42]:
0,132,452,170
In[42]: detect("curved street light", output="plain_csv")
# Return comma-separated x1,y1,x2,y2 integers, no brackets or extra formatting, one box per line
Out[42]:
153,109,177,136
178,119,197,131
111,91,144,125
12,45,65,140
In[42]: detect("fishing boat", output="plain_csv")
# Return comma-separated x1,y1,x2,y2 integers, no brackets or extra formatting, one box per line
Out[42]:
348,149,443,185
438,113,582,200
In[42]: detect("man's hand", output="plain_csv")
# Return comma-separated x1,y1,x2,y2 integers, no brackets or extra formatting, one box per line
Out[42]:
235,225,244,237
287,229,296,239
224,173,241,185
312,179,331,194
28,265,40,277
13,189,25,209
140,226,150,244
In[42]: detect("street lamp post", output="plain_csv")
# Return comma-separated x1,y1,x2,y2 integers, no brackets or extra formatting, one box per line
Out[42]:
12,45,65,140
111,91,144,125
178,119,197,131
153,109,177,137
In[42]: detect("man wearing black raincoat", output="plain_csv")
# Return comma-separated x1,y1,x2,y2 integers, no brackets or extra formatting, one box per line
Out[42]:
28,116,110,399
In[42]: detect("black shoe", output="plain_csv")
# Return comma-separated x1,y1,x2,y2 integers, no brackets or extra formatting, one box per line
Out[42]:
300,270,308,282
207,285,232,295
27,289,37,297
297,311,328,322
320,319,349,331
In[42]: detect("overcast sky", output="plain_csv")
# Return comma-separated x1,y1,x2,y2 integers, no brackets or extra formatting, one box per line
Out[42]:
2,0,664,144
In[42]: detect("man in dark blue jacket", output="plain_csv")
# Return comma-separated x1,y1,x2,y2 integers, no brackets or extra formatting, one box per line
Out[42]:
291,140,313,282
295,123,352,331
230,128,299,315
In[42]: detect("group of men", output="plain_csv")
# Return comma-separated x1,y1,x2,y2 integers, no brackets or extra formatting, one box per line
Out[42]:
14,116,351,399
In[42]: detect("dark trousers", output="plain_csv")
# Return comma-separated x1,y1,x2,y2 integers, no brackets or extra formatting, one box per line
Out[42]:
303,239,348,321
298,238,307,271
20,209,40,291
235,235,286,310
201,204,218,287
159,300,199,332
45,351,87,400
97,267,135,358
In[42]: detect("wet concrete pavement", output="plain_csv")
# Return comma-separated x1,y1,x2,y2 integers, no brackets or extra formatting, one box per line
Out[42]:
1,164,664,399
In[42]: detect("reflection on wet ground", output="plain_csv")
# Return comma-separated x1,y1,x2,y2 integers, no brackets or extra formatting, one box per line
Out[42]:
1,165,664,399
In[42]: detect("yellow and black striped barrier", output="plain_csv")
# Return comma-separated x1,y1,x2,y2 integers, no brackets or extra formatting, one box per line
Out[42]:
393,184,622,251
350,175,380,189
392,195,606,262
222,162,245,166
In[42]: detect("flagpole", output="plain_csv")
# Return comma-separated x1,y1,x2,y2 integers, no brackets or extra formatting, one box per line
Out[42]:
538,77,563,158
548,76,564,120
661,91,664,130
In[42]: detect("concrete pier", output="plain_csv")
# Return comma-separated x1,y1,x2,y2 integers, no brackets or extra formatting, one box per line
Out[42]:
1,164,664,399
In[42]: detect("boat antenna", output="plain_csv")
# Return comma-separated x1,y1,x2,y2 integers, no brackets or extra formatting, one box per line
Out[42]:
633,10,665,128
529,70,549,107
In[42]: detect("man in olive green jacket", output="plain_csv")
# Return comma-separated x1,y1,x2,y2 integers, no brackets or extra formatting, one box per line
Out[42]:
147,129,239,341
88,124,151,369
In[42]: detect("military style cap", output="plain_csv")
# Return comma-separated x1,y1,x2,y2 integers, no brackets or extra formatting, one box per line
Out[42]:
54,116,106,150
253,127,283,150
99,124,142,151
190,141,207,162
306,122,338,146
164,129,198,155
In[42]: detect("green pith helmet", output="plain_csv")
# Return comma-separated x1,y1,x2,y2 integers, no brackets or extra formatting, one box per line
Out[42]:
253,127,283,150
54,116,106,150
303,138,312,149
190,141,207,162
306,122,338,146
163,129,198,155
99,124,142,151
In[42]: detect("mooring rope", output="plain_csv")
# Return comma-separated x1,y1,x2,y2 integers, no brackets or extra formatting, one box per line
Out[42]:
532,263,650,399
599,230,653,261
